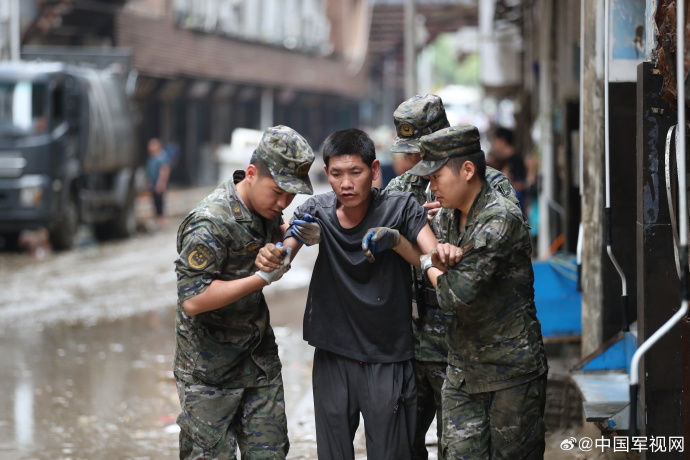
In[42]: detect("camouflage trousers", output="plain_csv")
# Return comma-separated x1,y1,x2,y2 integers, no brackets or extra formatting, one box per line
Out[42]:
412,360,447,460
176,373,289,460
441,373,547,460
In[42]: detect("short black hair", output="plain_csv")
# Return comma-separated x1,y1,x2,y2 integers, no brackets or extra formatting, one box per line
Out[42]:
494,127,514,146
322,128,376,167
445,151,486,181
250,152,272,177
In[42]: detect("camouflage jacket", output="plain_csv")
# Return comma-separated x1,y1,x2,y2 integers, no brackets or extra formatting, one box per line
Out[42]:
386,167,520,363
431,180,547,393
174,179,283,388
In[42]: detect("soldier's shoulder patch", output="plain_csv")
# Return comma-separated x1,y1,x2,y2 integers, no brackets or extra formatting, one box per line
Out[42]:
188,244,214,270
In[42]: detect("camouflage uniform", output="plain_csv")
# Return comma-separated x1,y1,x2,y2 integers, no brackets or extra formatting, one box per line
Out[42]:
411,126,548,460
174,126,314,459
386,96,521,460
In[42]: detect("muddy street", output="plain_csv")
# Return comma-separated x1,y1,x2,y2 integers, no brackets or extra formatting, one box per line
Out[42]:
0,187,592,460
0,190,325,460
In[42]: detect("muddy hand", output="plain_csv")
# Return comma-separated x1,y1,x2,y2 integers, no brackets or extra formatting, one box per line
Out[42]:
431,243,463,270
423,201,441,221
255,243,292,285
256,242,290,271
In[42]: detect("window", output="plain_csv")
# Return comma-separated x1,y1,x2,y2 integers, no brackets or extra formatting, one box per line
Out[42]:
51,84,65,128
0,81,48,136
174,0,332,53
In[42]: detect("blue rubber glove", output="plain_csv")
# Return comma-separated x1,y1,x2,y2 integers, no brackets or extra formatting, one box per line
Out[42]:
255,242,291,285
361,227,400,263
285,214,321,246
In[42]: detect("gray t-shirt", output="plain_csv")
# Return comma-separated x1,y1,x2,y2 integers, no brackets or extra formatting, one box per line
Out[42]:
293,188,427,362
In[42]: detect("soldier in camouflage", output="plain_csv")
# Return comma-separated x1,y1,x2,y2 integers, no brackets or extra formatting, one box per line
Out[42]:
410,125,548,460
385,95,521,460
174,125,315,459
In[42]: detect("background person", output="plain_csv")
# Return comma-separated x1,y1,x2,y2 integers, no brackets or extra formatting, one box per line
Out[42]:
146,138,171,230
385,94,453,460
487,126,527,212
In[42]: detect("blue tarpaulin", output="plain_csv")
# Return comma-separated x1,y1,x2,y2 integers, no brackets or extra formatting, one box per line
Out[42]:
533,253,582,340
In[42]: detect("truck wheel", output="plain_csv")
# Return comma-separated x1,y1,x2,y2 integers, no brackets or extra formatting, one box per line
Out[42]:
112,185,136,238
0,232,20,250
51,195,77,250
94,183,136,241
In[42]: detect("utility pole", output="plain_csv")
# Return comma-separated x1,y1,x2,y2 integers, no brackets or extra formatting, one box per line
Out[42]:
404,0,417,98
10,0,19,60
537,0,554,260
1,0,20,60
580,0,605,356
0,0,21,61
0,0,9,60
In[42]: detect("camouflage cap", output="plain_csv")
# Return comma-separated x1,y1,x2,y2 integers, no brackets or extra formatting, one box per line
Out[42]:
390,94,450,154
256,125,315,194
408,125,483,176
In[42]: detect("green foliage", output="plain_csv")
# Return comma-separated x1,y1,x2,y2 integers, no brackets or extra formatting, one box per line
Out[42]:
427,33,479,89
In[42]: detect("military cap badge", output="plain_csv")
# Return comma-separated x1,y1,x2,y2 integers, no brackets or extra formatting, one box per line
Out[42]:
400,123,414,137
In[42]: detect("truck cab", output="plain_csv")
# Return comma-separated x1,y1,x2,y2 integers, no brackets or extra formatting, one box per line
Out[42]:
0,61,140,250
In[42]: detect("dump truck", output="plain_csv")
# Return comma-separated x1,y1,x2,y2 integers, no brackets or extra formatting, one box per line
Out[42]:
0,48,141,250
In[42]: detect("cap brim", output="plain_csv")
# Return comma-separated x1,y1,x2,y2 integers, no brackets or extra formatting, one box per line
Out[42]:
390,137,422,154
408,158,448,177
273,173,314,195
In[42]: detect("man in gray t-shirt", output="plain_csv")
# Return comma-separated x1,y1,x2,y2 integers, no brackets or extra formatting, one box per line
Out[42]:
256,128,450,460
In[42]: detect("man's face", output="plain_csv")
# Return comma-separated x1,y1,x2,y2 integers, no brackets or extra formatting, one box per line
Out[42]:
325,154,379,210
247,173,296,219
148,139,161,156
491,137,510,158
428,164,467,210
